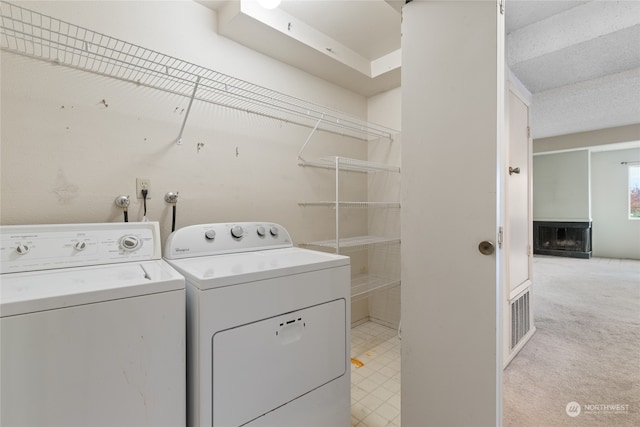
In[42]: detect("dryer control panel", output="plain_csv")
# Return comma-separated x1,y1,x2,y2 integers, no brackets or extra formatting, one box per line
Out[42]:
0,222,161,274
164,222,292,259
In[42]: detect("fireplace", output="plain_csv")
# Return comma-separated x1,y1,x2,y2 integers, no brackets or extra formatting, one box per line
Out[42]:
533,221,592,259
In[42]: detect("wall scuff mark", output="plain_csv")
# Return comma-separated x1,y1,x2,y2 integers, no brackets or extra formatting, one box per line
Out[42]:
52,169,79,204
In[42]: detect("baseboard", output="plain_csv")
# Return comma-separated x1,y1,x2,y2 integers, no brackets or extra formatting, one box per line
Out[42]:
351,316,371,328
368,316,400,330
503,326,537,369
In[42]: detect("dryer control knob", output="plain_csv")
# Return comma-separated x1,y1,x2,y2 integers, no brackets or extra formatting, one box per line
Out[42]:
73,241,87,251
15,243,30,255
230,225,244,239
205,230,216,240
270,226,279,237
256,226,266,237
120,235,140,251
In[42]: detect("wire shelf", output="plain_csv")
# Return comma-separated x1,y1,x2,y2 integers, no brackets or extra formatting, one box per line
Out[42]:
351,274,401,301
0,1,398,141
301,235,400,252
299,156,401,173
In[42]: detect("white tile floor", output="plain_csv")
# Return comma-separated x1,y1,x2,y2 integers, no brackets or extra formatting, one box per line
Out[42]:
351,321,401,427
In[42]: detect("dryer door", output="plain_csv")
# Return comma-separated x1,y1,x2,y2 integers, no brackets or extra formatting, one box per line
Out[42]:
212,298,347,426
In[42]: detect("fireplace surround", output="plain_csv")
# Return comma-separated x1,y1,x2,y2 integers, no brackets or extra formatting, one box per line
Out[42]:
533,221,592,259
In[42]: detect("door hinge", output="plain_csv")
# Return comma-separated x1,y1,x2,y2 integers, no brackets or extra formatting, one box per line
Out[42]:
499,1,504,15
498,226,503,248
527,126,531,138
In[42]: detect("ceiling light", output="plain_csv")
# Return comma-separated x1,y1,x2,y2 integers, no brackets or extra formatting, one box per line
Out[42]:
257,0,281,9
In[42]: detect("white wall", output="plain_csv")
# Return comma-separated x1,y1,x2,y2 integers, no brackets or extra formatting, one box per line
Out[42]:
0,0,370,252
532,143,640,259
532,150,591,221
591,148,640,259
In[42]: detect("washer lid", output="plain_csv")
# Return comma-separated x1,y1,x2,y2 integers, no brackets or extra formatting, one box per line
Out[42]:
165,247,349,290
0,260,184,317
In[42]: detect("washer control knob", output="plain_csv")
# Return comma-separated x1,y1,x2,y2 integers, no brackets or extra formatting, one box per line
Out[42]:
230,225,244,239
73,241,87,251
205,230,216,240
15,243,30,255
270,226,279,237
256,226,266,237
120,235,140,251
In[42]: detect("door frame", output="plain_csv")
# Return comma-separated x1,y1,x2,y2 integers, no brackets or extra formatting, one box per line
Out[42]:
502,72,536,368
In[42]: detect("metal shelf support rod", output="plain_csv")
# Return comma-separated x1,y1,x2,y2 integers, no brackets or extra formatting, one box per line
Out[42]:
296,114,325,163
335,156,340,254
176,76,200,145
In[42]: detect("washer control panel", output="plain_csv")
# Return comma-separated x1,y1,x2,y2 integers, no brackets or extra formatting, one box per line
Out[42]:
0,222,161,274
164,222,292,259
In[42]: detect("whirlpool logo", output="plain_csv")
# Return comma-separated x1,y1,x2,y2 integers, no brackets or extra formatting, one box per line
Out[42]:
175,248,190,253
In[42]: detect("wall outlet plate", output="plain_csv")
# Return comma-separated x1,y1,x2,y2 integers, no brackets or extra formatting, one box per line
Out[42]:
136,178,151,199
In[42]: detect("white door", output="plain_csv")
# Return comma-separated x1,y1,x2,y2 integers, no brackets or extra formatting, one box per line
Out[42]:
401,1,504,426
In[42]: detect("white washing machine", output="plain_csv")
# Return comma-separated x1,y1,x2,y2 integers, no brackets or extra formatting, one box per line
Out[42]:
164,222,350,427
0,222,186,427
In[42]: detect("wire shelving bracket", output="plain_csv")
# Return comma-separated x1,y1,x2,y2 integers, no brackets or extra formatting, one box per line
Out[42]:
0,2,399,143
176,76,200,145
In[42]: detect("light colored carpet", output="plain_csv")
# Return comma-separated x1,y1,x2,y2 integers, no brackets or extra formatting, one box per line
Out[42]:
503,256,640,427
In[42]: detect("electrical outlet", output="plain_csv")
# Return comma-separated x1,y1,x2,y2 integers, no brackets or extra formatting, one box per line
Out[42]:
136,178,151,199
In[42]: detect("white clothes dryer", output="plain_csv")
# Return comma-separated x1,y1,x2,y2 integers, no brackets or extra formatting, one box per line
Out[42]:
164,222,350,427
0,222,186,427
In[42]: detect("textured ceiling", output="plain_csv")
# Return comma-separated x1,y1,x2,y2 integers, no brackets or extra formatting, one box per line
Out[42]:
507,0,640,138
197,0,640,140
505,0,590,32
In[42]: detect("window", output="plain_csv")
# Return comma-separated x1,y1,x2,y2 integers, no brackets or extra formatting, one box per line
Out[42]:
630,165,640,219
